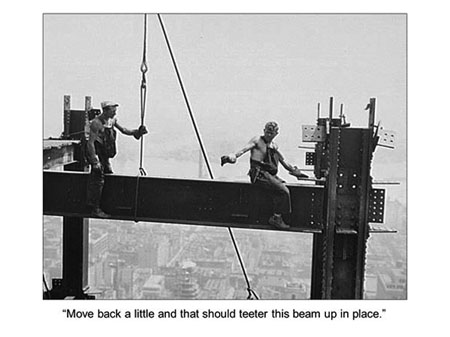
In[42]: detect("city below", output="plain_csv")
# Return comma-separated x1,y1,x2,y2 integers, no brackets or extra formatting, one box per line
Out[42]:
43,197,406,300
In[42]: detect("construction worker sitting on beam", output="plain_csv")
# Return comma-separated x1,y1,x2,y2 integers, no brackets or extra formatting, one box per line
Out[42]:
221,121,308,229
86,101,148,218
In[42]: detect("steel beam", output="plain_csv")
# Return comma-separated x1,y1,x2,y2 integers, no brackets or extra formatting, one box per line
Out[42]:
43,140,79,169
43,171,325,233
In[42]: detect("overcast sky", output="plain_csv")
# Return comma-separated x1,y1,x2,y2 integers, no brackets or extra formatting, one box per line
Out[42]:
43,14,406,190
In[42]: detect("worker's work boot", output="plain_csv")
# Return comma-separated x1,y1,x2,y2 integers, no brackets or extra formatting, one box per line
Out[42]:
103,162,114,174
91,207,110,219
268,214,289,230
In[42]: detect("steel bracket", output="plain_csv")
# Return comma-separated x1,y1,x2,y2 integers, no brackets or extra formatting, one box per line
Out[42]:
302,125,326,142
377,127,396,149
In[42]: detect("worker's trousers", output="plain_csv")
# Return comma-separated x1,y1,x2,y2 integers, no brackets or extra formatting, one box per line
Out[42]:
86,159,113,209
249,168,292,216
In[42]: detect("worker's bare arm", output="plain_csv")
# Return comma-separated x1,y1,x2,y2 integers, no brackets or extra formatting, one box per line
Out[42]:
221,136,258,166
279,153,309,178
114,120,135,136
87,119,102,165
115,120,148,139
279,155,296,173
235,136,259,159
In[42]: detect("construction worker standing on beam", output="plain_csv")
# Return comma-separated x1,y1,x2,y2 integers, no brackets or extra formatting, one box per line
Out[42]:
86,101,148,218
221,121,308,229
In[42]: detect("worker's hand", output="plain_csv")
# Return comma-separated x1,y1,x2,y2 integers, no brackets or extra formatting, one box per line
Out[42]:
133,125,148,139
92,162,102,173
138,125,148,135
221,154,237,166
289,166,309,179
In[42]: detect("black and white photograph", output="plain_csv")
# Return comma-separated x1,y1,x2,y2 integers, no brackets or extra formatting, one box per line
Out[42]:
3,2,450,335
42,13,406,300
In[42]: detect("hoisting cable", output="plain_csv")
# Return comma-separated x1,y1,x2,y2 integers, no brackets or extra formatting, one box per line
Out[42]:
228,225,260,300
134,13,149,222
138,13,149,177
157,14,214,179
157,14,259,300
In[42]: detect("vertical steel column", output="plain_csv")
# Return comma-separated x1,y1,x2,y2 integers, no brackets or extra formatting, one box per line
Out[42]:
62,153,89,297
310,98,377,299
322,127,340,298
353,131,371,298
327,128,373,299
63,95,71,139
310,233,324,299
354,98,376,298
62,215,89,297
329,97,334,121
61,96,90,298
310,98,336,299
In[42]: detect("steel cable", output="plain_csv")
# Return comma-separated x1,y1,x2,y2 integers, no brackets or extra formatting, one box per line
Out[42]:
139,13,148,176
134,14,149,223
157,14,258,299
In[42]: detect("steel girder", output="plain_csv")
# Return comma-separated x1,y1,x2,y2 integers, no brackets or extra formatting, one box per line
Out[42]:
43,141,77,169
43,171,325,233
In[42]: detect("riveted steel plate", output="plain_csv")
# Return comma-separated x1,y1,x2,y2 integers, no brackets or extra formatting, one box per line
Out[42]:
302,125,326,142
305,152,316,165
377,127,396,149
368,188,385,223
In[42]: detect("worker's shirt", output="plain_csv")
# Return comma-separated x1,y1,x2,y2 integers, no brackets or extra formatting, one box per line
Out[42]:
87,117,118,164
89,117,116,145
250,137,284,175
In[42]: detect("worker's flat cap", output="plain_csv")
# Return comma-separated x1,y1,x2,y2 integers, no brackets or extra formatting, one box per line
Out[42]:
101,101,119,109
